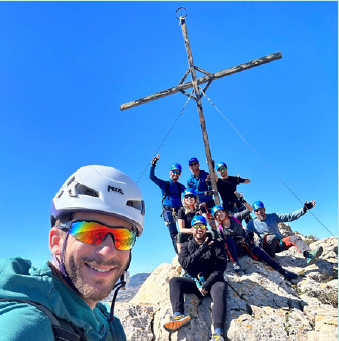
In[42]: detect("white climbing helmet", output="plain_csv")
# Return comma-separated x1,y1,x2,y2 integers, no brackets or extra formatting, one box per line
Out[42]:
50,165,145,236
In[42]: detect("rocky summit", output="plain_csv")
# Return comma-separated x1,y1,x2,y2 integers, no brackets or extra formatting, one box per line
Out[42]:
114,236,338,341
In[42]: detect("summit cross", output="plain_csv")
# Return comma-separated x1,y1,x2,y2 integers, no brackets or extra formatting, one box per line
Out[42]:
120,7,282,205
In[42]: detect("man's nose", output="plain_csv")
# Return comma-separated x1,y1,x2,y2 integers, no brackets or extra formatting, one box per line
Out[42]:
96,234,117,257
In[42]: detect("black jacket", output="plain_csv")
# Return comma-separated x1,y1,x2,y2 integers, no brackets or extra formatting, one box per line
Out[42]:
178,236,227,292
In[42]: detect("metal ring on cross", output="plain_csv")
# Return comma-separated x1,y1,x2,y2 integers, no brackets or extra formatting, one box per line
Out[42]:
175,7,187,19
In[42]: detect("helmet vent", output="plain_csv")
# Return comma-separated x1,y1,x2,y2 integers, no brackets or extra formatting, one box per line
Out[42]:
126,200,145,216
77,184,99,197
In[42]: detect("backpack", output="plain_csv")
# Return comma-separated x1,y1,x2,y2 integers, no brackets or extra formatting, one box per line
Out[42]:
0,298,87,341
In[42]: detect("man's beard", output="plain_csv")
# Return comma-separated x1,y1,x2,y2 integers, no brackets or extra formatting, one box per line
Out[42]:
194,232,206,243
66,254,127,302
257,215,266,221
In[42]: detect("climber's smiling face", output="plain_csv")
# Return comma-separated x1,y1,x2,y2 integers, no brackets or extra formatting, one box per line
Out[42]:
192,223,207,243
254,207,266,221
50,211,131,309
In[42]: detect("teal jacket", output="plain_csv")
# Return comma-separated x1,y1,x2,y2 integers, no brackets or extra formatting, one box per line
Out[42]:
0,257,126,341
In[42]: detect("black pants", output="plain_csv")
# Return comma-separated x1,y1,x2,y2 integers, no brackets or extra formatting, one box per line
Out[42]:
224,237,285,273
162,207,180,253
169,276,227,329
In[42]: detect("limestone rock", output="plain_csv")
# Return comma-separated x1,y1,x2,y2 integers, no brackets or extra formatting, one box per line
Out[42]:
114,237,338,340
130,261,179,305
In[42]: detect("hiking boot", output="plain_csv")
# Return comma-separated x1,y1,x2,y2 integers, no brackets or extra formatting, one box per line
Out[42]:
210,333,224,341
283,270,298,281
233,262,243,275
163,314,191,332
233,262,244,276
305,246,323,265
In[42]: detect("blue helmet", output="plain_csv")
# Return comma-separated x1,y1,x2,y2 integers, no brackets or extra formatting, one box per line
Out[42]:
191,215,207,226
171,163,182,172
183,188,197,197
182,188,199,206
253,201,264,210
211,205,225,216
188,157,199,166
217,162,227,171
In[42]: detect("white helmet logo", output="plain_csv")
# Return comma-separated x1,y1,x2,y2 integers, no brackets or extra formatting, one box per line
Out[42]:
108,185,124,195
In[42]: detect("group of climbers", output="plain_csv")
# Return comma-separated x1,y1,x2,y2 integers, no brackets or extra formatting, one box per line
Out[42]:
151,155,323,341
0,159,322,341
150,155,250,253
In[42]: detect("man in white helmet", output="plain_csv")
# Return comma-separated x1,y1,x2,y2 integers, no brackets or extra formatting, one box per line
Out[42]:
0,165,145,341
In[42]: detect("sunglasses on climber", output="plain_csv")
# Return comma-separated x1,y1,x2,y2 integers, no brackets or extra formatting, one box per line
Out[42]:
59,220,136,250
189,162,198,167
218,166,227,172
171,170,181,175
192,224,207,230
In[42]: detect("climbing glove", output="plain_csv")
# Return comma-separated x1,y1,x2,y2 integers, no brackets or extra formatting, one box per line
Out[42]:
303,201,314,212
151,156,159,167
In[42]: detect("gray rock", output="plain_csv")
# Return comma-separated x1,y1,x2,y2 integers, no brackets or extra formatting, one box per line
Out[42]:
114,237,338,341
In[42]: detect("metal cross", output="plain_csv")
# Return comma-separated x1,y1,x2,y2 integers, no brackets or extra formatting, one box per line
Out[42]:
120,7,282,205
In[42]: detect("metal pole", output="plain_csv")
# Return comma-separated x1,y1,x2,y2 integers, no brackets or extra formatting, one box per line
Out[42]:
179,15,220,205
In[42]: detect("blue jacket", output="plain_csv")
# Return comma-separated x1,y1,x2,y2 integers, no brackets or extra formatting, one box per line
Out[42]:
0,257,126,341
150,166,185,207
187,170,213,203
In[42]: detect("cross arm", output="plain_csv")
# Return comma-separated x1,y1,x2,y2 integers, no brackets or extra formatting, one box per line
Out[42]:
120,52,282,111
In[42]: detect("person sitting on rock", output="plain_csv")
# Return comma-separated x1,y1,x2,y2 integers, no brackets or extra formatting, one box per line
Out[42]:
163,215,228,341
245,200,323,265
177,188,218,253
212,205,298,280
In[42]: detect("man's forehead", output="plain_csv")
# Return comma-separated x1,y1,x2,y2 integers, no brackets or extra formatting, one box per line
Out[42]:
72,211,132,229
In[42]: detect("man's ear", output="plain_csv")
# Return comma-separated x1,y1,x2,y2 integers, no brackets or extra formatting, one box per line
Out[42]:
49,227,63,256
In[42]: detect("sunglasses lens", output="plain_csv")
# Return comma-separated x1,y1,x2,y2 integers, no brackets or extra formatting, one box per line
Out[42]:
193,224,206,229
69,221,136,250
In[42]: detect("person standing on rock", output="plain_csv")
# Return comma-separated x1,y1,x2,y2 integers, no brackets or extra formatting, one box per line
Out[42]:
0,165,145,341
164,215,228,341
215,161,251,213
212,204,298,280
245,200,323,264
187,157,215,211
150,155,186,254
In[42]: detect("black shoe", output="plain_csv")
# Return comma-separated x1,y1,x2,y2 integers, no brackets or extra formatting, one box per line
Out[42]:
283,270,298,281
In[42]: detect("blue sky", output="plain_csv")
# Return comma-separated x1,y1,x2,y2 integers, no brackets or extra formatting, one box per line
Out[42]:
0,1,337,276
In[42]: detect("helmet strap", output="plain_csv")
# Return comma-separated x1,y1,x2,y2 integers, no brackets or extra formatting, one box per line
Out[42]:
109,252,132,321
